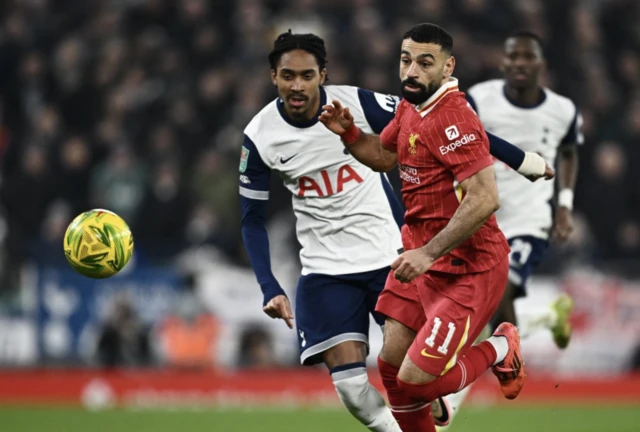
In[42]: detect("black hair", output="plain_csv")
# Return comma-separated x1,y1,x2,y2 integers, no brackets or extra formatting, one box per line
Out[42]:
403,23,453,54
507,30,545,55
268,30,328,73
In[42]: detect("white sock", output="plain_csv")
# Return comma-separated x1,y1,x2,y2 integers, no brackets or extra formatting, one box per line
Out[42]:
332,368,402,432
517,308,558,339
487,335,509,365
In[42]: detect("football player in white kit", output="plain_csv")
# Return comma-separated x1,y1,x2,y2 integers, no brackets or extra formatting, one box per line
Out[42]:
437,31,581,430
239,31,552,432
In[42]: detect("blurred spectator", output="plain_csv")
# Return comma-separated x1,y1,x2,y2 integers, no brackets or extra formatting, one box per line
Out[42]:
188,147,238,252
56,135,93,216
156,278,219,369
135,160,191,260
237,325,277,369
1,145,55,263
581,141,635,260
96,294,152,368
26,199,73,267
89,145,147,223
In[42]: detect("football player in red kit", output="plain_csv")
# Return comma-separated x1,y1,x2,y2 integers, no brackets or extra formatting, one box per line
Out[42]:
319,23,526,432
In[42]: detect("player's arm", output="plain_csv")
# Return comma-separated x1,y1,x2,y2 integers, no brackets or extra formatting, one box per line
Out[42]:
553,109,583,242
319,99,398,172
422,165,499,260
239,136,293,328
393,163,500,282
487,132,554,181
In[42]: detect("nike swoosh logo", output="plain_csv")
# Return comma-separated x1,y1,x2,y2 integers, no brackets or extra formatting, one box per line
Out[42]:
280,155,296,164
421,349,443,359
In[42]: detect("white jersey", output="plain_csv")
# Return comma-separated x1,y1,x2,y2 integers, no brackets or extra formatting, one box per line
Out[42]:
467,79,583,240
240,85,403,275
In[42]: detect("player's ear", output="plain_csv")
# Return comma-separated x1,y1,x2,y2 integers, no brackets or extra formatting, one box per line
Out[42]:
443,55,455,79
319,68,327,85
270,69,277,86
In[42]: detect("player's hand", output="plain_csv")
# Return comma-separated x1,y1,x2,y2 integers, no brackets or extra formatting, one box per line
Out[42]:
526,162,555,182
263,295,294,329
391,249,434,283
319,99,354,135
552,207,574,244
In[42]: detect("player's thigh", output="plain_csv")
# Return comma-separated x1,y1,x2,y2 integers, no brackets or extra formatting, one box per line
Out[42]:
375,270,426,334
379,317,416,368
507,236,549,298
295,273,370,365
407,267,508,376
407,296,475,377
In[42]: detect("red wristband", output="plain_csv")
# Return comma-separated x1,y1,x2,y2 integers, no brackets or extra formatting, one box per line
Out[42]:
340,123,361,145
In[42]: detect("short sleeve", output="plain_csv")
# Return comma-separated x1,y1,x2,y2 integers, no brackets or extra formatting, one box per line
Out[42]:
429,111,493,183
357,88,399,134
560,106,584,147
239,135,271,200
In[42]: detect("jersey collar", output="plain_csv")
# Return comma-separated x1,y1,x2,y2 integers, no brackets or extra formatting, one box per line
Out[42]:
414,77,459,118
502,84,547,109
276,86,327,128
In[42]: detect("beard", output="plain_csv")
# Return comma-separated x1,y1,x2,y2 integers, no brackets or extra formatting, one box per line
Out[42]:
401,78,441,105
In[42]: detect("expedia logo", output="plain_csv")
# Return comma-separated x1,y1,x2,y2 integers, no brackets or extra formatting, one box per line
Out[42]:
439,134,477,155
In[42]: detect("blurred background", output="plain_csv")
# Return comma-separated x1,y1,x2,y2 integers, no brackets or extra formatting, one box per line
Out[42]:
0,0,638,431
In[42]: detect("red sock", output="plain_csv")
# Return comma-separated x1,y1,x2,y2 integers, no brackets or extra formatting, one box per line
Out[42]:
396,341,497,403
377,356,435,432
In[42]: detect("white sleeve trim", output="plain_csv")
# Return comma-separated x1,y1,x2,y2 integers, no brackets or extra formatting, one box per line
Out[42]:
239,186,269,200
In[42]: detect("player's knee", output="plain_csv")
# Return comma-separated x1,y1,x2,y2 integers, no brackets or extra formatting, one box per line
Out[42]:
323,340,367,369
396,376,439,403
379,343,404,368
397,355,437,385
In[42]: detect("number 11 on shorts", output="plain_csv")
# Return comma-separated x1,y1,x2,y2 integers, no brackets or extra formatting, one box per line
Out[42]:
425,317,456,355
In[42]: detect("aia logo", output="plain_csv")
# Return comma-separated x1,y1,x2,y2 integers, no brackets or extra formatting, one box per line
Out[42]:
298,165,363,197
445,125,460,140
408,133,419,156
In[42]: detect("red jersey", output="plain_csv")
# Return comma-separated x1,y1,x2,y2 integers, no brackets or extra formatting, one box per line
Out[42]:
381,79,509,274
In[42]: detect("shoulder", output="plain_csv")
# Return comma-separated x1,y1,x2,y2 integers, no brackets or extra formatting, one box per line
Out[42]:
326,85,400,113
434,93,483,128
324,85,361,104
467,79,504,99
396,99,412,117
244,99,280,145
421,94,486,143
542,87,579,123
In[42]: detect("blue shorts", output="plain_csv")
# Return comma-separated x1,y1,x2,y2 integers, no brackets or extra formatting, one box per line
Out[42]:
295,267,389,365
507,236,549,298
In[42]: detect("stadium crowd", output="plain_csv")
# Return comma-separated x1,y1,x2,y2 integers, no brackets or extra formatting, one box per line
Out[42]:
0,0,639,295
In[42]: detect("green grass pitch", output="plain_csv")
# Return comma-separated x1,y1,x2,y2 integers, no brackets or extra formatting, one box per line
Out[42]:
0,405,638,432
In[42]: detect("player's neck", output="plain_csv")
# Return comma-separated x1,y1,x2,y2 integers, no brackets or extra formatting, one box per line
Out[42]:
504,85,544,107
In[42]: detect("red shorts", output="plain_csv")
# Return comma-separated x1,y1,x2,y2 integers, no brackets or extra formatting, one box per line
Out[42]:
376,256,508,376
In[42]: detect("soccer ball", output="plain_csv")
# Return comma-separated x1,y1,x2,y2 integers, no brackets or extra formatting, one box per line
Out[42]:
63,209,134,278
